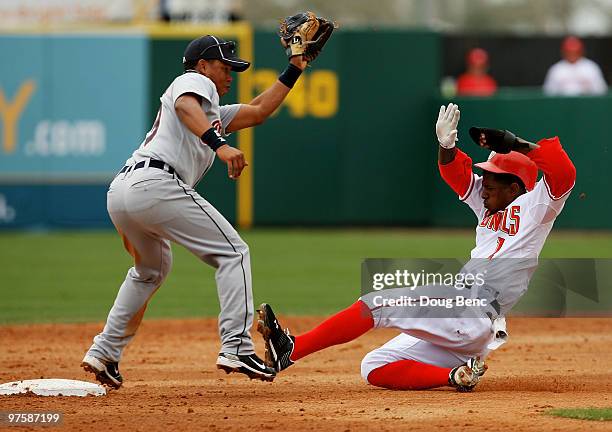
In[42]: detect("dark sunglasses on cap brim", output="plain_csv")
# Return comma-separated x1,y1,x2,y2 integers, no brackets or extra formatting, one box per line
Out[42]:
200,41,236,58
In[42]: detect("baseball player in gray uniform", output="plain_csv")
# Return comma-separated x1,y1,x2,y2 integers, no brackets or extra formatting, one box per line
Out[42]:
81,34,311,387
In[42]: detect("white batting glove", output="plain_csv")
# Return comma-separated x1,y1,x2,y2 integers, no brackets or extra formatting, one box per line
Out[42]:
436,103,460,149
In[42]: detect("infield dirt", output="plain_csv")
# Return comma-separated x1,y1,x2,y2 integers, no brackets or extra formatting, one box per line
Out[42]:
2,317,612,431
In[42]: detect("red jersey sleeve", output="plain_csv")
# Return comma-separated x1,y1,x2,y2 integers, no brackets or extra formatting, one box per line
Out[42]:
527,137,576,200
438,148,474,199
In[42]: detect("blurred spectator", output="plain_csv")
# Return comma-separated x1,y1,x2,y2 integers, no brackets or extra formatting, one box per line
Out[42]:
456,48,498,97
543,36,608,96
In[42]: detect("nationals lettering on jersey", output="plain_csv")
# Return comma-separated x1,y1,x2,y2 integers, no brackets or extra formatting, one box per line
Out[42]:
479,205,520,236
129,72,242,187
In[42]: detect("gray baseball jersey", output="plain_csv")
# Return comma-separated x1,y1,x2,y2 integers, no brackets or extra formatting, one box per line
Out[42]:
130,72,241,186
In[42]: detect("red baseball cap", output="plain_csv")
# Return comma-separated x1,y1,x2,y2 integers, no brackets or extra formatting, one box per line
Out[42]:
475,151,538,191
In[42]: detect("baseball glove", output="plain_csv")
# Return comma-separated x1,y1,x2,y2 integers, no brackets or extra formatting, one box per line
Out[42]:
469,127,539,153
279,11,336,63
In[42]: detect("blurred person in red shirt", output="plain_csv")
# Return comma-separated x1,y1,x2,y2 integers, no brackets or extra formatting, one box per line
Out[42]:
456,48,498,97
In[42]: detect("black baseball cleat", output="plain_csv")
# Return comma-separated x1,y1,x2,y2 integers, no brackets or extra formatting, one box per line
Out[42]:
448,356,488,392
81,354,123,389
256,303,295,372
216,352,276,382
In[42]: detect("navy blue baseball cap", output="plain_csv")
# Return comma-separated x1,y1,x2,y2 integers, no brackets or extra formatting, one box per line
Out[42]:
183,35,250,72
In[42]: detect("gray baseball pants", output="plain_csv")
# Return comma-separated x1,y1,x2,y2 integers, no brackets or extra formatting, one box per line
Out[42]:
87,165,254,362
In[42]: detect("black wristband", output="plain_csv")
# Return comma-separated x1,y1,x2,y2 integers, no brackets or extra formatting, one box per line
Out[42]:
200,127,227,152
278,63,303,88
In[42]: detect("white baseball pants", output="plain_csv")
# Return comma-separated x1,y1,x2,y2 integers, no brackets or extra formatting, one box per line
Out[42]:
359,287,494,381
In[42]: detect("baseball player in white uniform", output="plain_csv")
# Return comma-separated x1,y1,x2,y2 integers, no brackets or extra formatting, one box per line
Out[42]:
257,103,576,391
543,36,607,96
82,34,311,388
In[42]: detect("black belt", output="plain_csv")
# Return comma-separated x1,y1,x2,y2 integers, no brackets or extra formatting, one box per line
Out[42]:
119,159,183,181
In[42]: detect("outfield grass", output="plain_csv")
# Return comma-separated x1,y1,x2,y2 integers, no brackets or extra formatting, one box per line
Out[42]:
0,229,611,324
548,408,612,421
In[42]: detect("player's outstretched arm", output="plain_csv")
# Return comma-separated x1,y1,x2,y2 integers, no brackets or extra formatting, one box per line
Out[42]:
226,12,335,133
225,56,307,133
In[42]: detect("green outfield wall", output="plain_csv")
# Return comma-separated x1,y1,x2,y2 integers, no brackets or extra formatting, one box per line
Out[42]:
1,26,610,229
251,30,440,225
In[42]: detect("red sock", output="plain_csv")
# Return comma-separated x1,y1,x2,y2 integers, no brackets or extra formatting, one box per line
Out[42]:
291,300,373,361
367,359,451,390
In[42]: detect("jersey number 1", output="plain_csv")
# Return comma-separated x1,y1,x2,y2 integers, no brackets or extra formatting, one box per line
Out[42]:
488,237,505,260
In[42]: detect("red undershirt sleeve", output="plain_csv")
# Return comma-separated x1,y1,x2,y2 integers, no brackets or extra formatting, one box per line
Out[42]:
438,148,474,198
527,137,576,200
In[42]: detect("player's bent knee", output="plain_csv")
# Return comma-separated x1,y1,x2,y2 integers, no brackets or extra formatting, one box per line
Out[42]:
360,351,386,383
231,240,250,260
235,235,249,251
364,366,395,389
213,241,249,271
129,264,171,286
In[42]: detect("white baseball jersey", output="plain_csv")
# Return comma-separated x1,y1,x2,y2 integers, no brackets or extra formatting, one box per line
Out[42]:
359,137,576,376
462,174,568,260
543,58,608,96
130,72,242,186
442,137,576,316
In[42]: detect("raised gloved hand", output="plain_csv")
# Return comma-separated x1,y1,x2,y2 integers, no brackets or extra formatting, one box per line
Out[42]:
468,127,539,154
436,103,460,149
279,12,336,63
